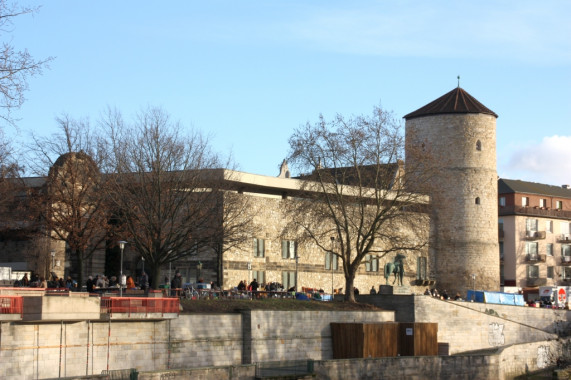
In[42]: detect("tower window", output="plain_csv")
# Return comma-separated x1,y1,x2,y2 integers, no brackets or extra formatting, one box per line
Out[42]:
475,197,480,205
476,140,482,151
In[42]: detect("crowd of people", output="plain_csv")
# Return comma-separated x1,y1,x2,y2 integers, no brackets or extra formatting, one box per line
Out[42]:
423,288,462,300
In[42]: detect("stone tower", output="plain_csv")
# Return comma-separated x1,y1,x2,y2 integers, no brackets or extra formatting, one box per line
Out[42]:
404,86,499,295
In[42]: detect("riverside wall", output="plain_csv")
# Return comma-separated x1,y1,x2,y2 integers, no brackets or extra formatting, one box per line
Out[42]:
360,294,571,354
0,310,394,379
1,300,570,379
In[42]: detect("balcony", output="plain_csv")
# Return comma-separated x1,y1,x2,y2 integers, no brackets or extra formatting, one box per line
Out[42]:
561,256,571,266
524,230,546,240
526,278,547,287
525,254,546,263
557,234,571,243
499,205,571,219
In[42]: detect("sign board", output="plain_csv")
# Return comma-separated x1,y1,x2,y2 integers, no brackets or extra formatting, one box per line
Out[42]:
406,328,413,336
558,288,566,304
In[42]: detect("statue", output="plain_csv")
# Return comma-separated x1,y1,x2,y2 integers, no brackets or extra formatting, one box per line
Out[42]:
383,253,406,286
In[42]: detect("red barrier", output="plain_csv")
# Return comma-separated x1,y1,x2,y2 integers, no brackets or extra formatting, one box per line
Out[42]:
100,297,179,317
0,296,24,318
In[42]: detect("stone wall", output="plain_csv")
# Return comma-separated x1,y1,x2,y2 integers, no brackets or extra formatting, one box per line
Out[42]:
406,113,499,295
362,294,569,354
223,192,428,294
243,310,395,364
137,339,571,380
0,310,394,379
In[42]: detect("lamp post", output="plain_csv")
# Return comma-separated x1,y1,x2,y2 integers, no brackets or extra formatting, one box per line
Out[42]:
119,241,127,297
330,237,335,296
294,254,299,293
196,261,202,282
141,256,145,274
50,250,56,271
471,273,476,301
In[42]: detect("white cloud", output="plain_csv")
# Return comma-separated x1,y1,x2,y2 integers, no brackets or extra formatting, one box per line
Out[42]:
501,135,571,185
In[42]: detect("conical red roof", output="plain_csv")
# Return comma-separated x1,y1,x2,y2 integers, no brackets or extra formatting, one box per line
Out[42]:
404,87,497,120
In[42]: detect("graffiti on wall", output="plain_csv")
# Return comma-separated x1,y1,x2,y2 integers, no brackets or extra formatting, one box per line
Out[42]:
488,322,505,346
537,345,550,369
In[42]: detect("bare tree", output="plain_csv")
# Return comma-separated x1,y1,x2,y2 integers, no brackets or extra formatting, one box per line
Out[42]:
26,115,112,286
205,190,259,287
287,105,431,302
0,1,52,127
103,107,226,289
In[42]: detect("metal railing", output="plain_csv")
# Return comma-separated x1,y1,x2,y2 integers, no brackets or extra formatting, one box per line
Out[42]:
0,295,23,318
100,297,179,317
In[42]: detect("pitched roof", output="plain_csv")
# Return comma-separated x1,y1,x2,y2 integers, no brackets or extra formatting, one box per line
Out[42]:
404,87,498,120
498,178,571,199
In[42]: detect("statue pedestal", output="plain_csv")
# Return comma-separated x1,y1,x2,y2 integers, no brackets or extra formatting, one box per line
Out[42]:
393,285,412,295
379,285,393,295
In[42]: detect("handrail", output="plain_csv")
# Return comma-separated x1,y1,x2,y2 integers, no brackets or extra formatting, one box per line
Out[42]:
0,295,24,318
100,297,179,317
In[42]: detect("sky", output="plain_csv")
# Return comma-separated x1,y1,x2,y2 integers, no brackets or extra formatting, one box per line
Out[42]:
5,1,571,185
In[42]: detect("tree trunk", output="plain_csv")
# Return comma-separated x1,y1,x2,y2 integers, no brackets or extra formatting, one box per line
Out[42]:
344,273,356,302
151,264,161,290
77,251,85,290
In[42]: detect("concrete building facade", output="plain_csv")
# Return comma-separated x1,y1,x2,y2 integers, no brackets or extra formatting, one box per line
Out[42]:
498,178,571,290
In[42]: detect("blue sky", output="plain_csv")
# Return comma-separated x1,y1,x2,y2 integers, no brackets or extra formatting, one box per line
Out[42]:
6,1,571,185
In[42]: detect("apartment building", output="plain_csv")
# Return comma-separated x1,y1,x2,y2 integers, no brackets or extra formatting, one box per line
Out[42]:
498,179,571,289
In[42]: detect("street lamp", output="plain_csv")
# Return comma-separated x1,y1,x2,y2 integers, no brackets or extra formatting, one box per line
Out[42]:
141,256,145,274
118,241,127,297
330,237,335,296
471,273,476,301
196,261,202,281
50,250,56,271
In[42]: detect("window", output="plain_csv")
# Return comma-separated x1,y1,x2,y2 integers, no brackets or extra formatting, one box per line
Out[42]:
526,242,538,259
561,222,570,240
522,197,529,207
325,252,339,270
499,197,506,207
527,265,539,279
499,242,504,260
498,218,504,232
475,197,480,205
562,244,571,258
546,220,553,233
546,243,554,256
417,257,427,280
526,218,538,232
547,266,554,279
252,270,265,284
253,238,265,258
281,240,296,259
563,267,571,280
282,271,296,290
500,264,504,285
365,254,379,272
476,140,482,151
556,200,563,210
539,198,547,208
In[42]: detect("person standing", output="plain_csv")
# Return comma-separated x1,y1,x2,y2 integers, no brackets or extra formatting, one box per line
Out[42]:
140,271,149,295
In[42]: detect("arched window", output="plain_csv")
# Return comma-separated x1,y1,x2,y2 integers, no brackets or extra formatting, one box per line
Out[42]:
476,140,482,151
475,197,481,205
